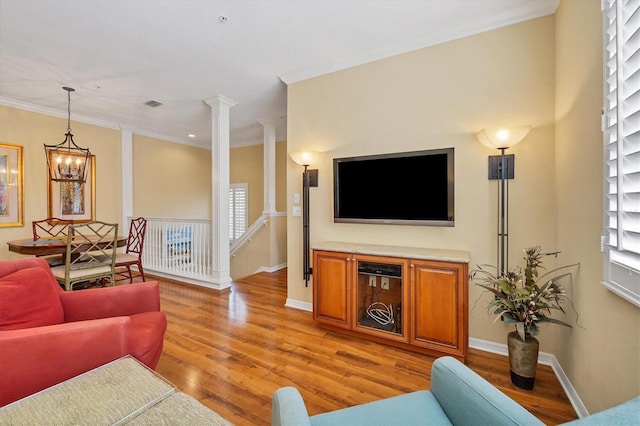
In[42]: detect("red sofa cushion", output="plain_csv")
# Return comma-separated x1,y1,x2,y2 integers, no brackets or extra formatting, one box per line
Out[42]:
127,311,167,369
0,267,64,330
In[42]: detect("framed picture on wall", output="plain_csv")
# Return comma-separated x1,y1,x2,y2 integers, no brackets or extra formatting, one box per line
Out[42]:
48,153,95,222
0,143,24,227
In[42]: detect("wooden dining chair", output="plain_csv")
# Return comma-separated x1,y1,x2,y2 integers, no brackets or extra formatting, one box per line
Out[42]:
50,221,118,291
31,218,75,266
115,217,147,283
32,217,75,240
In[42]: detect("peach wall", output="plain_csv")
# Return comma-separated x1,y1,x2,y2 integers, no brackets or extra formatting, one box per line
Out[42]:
133,134,211,219
229,141,288,225
230,144,264,224
0,105,288,280
132,137,287,223
287,16,559,349
0,105,121,259
555,0,639,412
275,141,287,212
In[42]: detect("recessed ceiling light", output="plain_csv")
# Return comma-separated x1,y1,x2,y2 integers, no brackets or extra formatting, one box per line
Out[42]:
188,134,196,138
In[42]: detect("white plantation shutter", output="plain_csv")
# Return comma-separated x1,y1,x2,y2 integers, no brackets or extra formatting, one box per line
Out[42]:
229,183,248,241
602,0,640,306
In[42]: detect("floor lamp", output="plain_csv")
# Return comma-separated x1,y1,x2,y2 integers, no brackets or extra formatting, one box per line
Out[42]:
476,126,530,277
290,151,319,287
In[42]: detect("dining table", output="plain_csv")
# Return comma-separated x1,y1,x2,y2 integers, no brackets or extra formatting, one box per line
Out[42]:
7,236,127,261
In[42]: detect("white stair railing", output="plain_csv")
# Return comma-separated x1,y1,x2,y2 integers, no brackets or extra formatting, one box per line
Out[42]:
230,215,268,257
140,215,277,286
142,217,212,281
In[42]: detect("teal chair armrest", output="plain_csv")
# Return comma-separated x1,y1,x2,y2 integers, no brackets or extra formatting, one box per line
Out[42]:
431,357,544,426
561,397,639,425
272,386,312,426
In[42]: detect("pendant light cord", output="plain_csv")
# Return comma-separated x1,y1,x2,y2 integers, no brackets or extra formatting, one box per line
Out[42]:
63,86,75,134
67,89,71,132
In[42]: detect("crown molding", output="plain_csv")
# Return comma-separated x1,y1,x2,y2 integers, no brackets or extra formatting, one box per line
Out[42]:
0,96,119,130
0,96,199,148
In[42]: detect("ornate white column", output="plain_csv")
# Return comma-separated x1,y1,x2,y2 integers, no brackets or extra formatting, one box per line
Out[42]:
120,127,133,234
260,120,277,215
205,95,238,289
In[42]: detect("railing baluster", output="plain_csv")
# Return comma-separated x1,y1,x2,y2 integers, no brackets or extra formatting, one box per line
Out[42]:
138,217,213,281
136,215,269,284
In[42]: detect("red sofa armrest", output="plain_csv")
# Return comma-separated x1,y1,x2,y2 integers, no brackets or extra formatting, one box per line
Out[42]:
0,317,130,407
59,281,162,322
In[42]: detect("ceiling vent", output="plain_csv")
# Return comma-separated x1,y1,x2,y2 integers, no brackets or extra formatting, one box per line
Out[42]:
144,100,163,108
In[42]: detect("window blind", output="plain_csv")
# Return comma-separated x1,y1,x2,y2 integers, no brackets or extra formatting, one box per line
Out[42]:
229,183,248,241
602,0,640,306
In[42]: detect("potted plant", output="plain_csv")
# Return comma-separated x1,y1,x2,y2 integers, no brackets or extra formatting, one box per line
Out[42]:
471,246,578,390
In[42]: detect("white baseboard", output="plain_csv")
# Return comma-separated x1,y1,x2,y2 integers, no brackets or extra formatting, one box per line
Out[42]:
470,337,588,418
146,270,232,291
285,298,312,312
549,357,589,418
254,263,287,274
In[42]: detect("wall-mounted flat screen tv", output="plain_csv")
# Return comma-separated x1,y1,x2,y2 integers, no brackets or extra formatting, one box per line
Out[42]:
333,148,454,226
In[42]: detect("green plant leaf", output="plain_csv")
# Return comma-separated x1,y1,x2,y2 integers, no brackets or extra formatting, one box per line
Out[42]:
497,279,511,293
501,313,517,324
538,316,573,328
537,265,578,285
470,250,579,339
516,322,526,341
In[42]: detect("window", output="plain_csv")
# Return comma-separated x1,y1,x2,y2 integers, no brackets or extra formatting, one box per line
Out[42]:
602,0,640,307
229,183,248,241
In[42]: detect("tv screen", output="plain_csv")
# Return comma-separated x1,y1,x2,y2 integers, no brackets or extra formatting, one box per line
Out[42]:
333,148,454,226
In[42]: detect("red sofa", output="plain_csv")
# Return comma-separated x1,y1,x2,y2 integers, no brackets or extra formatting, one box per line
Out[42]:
0,258,167,406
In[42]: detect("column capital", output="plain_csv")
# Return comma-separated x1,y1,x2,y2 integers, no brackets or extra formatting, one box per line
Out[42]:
258,119,274,127
205,95,238,110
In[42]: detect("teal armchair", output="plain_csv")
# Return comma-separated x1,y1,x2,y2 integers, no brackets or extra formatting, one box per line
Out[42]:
273,356,640,426
272,356,544,426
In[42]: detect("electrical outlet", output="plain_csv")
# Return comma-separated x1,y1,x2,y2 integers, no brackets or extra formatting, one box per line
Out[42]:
369,276,377,287
381,277,390,290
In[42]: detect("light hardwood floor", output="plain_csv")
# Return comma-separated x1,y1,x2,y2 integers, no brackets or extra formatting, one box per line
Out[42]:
152,269,578,425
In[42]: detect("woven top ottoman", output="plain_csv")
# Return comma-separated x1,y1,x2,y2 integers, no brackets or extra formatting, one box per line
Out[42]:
0,356,232,425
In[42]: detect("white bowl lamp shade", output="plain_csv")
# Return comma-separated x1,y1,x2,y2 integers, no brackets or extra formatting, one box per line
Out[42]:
476,126,531,150
290,150,319,167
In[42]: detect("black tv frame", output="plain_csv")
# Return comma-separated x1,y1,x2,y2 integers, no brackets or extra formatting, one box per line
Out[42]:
333,148,454,227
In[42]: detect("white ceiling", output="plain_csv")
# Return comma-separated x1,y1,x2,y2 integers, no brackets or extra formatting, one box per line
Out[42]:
0,0,558,148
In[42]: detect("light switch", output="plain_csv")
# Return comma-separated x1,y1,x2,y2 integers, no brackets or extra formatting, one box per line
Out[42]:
293,193,300,204
292,206,301,217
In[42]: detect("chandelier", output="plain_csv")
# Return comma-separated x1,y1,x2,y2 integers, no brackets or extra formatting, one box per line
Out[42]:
44,87,91,183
